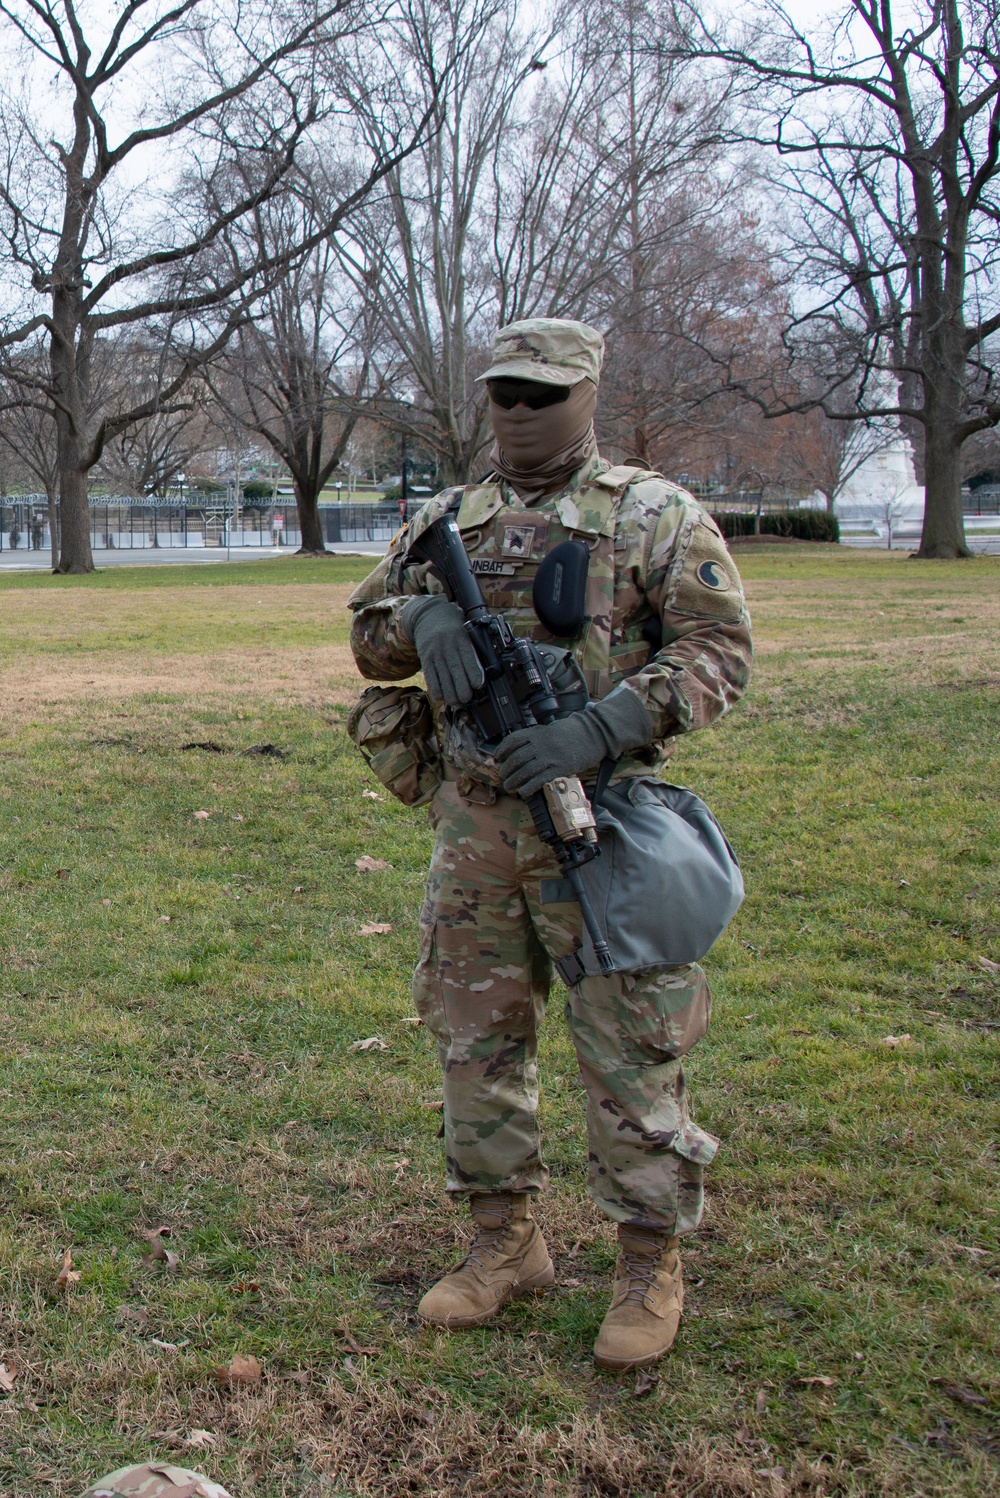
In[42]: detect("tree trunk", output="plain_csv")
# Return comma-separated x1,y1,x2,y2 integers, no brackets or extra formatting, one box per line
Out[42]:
293,479,328,555
917,420,971,559
46,486,59,569
54,464,94,573
50,279,96,572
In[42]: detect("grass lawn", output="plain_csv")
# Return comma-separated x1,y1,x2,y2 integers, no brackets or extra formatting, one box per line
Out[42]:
0,547,997,1498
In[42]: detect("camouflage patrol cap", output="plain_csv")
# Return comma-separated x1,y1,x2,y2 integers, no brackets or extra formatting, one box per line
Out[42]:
476,318,604,388
80,1464,234,1498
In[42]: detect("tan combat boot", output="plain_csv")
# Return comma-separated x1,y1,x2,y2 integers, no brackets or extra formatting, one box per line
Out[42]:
418,1192,555,1328
593,1225,683,1371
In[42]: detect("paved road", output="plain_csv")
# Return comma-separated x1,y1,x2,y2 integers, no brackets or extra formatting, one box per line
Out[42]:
841,534,1000,554
0,543,387,571
3,533,997,572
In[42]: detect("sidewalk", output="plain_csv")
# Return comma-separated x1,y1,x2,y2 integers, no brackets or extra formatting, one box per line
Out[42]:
0,542,388,571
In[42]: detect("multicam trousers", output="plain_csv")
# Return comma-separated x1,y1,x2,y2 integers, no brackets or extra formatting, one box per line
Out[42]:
413,779,720,1235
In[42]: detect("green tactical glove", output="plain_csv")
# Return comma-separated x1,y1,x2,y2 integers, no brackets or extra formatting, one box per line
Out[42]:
399,594,484,707
495,685,654,797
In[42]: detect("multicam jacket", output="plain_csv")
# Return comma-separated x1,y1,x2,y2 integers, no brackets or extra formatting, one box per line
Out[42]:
348,455,752,780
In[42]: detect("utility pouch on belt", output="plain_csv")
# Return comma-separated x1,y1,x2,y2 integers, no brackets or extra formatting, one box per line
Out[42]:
548,778,744,980
346,685,443,807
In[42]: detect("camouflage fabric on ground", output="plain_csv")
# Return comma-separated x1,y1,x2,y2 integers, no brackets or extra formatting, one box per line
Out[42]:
413,782,718,1233
81,1465,233,1498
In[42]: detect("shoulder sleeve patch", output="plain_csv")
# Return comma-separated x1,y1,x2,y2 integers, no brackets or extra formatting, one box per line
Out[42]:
669,518,745,624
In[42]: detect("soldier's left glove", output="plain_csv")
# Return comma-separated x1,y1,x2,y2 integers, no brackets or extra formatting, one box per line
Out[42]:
495,685,653,797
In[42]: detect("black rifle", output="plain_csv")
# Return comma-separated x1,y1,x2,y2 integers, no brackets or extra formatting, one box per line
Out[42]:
408,513,614,976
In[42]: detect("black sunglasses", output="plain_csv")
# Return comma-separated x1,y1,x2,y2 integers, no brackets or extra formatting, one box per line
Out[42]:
487,378,571,410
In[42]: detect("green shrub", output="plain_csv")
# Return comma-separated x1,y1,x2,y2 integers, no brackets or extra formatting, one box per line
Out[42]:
710,509,840,543
242,480,275,504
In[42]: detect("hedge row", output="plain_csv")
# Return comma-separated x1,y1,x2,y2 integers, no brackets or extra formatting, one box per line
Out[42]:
710,509,841,543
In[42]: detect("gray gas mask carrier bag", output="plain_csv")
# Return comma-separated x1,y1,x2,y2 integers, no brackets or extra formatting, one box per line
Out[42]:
551,777,744,982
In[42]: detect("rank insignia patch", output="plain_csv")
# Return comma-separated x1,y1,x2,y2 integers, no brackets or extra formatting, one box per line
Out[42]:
501,525,536,557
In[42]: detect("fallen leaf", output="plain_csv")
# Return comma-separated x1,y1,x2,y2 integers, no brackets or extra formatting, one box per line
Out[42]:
882,1033,912,1046
795,1375,835,1387
213,1352,263,1387
560,1277,582,1288
392,1157,410,1177
355,856,392,872
140,1225,171,1255
398,1015,422,1025
362,789,382,800
349,1035,387,1052
422,1099,444,1111
184,1429,218,1449
232,814,245,822
976,955,1000,974
54,1247,81,1290
101,898,111,907
342,1355,361,1375
939,1384,991,1408
159,915,171,923
293,885,304,893
632,1369,658,1397
140,1226,180,1272
755,1388,767,1415
56,868,69,880
953,1244,988,1255
115,1305,150,1329
0,1363,17,1392
193,809,212,820
358,922,392,936
343,1330,378,1358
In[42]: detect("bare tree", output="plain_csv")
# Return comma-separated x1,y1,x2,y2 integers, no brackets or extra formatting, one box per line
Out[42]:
337,0,735,484
673,0,1000,558
207,181,386,552
0,343,62,554
0,0,440,572
335,0,559,484
94,344,207,496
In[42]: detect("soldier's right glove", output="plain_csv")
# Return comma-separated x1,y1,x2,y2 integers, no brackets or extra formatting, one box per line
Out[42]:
399,594,484,707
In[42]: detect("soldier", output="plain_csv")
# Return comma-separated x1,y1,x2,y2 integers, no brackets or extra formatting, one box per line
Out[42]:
348,318,752,1370
80,1464,233,1498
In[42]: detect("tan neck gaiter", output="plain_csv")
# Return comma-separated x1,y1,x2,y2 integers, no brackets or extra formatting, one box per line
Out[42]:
489,378,598,495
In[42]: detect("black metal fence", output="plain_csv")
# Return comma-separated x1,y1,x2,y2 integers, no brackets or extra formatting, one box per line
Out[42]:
0,496,420,553
1,488,995,557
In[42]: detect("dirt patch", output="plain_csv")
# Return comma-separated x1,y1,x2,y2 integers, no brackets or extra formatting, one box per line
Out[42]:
0,644,367,728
